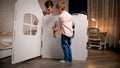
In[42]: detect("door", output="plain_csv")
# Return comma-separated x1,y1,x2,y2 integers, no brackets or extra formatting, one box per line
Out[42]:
12,0,43,64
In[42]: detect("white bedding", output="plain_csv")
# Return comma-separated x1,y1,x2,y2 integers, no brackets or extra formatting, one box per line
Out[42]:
0,46,12,59
0,34,13,49
0,33,12,59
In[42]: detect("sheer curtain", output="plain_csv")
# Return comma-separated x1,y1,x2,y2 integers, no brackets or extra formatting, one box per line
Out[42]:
87,0,120,48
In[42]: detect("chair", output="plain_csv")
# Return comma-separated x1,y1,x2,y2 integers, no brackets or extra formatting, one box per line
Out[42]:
87,28,102,50
100,32,107,49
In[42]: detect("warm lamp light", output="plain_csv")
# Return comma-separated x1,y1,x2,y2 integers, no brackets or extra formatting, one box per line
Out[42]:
91,18,98,28
91,18,96,21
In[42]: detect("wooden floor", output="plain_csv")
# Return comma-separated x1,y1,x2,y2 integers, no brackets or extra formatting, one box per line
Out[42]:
0,48,120,68
87,48,120,68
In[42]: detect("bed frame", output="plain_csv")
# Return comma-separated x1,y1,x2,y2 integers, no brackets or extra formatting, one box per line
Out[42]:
0,32,12,59
0,45,12,59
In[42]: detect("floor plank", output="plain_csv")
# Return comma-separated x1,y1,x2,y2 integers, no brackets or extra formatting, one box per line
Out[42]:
0,48,120,68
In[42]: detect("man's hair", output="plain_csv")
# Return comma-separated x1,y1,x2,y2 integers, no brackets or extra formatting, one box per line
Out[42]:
45,0,54,8
56,1,66,10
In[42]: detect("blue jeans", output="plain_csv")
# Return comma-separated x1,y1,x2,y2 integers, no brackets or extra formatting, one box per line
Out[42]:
61,34,72,62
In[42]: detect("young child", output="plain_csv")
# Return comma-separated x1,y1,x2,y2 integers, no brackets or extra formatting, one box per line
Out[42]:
55,1,75,63
43,0,54,15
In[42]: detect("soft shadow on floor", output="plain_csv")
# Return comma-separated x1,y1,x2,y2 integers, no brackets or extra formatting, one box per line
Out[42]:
0,56,86,68
87,48,120,68
0,48,120,68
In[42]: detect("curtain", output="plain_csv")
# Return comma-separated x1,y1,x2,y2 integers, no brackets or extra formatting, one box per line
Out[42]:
87,0,120,48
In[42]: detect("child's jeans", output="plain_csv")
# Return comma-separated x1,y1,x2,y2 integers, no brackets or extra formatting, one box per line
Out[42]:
61,34,72,62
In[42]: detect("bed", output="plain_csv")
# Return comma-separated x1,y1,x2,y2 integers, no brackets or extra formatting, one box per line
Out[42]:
0,32,13,59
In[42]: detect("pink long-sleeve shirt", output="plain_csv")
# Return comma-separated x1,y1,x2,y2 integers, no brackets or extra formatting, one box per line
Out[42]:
58,11,74,37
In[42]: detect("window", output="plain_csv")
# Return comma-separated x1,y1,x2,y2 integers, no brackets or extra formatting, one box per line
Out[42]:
23,13,39,35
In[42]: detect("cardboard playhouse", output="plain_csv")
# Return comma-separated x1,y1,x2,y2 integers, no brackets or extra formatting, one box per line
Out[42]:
12,0,88,64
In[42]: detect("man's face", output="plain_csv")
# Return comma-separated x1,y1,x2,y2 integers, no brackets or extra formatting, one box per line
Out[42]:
46,6,53,14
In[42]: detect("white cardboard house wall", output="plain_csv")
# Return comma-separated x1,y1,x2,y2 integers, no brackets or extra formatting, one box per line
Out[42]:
72,15,88,60
12,0,43,64
42,14,88,61
12,0,88,64
42,16,64,59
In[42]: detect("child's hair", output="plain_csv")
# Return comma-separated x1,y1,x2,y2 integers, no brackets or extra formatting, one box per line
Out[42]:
56,1,66,10
45,0,54,8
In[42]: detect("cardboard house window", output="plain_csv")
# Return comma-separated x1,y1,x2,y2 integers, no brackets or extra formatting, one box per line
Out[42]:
23,13,39,35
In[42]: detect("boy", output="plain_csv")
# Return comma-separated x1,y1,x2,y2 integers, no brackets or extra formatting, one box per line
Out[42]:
55,1,75,63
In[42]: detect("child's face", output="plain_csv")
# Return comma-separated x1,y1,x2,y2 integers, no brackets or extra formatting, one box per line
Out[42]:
57,8,62,14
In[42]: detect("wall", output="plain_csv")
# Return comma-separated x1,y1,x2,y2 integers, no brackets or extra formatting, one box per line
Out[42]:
42,14,88,61
0,0,16,32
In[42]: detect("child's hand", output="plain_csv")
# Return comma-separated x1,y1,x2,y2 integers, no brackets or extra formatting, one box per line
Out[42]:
53,27,59,30
53,29,61,38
